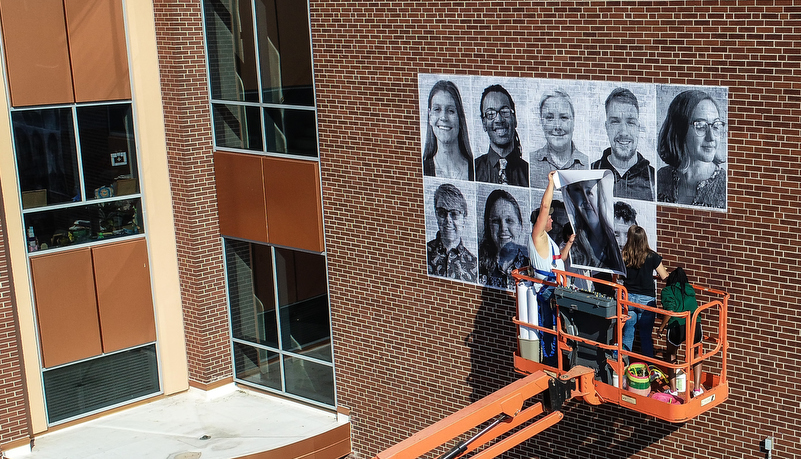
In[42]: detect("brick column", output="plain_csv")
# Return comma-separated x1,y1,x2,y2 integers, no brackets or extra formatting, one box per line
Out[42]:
0,190,31,449
152,0,231,385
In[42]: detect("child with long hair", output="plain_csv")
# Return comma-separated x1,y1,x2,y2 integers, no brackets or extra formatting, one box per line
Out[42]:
621,226,668,357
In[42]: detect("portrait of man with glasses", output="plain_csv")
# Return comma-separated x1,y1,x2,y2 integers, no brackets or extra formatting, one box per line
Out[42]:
474,84,529,187
530,89,589,190
656,88,727,209
426,183,477,282
592,87,656,201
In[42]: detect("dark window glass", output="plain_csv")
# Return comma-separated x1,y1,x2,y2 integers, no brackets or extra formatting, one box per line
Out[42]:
255,0,314,106
12,108,79,208
226,240,278,348
225,240,333,406
13,104,144,253
263,107,317,157
275,248,331,361
204,0,260,102
24,198,143,252
213,103,263,151
233,343,282,390
43,345,159,424
283,354,334,405
77,104,139,200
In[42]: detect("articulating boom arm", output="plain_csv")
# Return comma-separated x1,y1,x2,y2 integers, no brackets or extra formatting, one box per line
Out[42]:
373,366,597,459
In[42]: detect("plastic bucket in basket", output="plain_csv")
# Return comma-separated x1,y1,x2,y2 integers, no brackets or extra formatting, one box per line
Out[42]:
625,363,651,396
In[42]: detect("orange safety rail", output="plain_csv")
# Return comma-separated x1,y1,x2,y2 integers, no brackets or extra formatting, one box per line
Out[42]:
372,369,591,459
511,267,729,423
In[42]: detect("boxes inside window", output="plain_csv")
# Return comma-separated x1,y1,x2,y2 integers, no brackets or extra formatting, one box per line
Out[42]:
114,178,137,196
22,189,47,209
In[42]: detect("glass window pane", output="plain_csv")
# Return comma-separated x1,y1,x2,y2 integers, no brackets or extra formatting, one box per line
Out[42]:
225,240,278,348
255,0,314,106
283,354,334,406
227,241,333,405
213,103,263,151
77,104,139,200
233,342,281,390
274,249,327,306
274,248,331,361
12,108,79,207
279,294,331,361
204,0,259,102
24,198,142,253
263,107,317,157
43,345,159,424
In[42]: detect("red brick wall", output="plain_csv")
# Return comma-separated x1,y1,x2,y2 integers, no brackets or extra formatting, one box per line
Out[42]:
152,0,232,385
0,201,30,447
311,2,801,458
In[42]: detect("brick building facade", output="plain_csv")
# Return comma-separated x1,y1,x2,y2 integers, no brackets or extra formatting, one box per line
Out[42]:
312,3,800,458
0,2,798,459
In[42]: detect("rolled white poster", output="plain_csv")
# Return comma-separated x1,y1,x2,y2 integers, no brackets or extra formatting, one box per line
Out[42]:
527,285,539,330
516,282,530,340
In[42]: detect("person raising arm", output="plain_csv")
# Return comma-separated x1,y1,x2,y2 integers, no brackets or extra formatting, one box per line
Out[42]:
529,171,574,280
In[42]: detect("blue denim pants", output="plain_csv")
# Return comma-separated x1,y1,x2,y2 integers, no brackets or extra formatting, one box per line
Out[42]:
622,293,656,358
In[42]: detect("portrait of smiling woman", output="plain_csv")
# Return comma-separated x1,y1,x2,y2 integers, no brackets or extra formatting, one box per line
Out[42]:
478,189,530,290
426,183,477,282
530,89,589,189
657,89,727,209
422,80,474,180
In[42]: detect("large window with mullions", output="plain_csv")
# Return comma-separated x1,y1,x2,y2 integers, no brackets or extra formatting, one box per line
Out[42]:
13,103,143,253
204,0,318,158
225,239,335,407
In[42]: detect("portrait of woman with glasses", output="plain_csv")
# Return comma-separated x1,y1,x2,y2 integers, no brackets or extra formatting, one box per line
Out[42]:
426,183,477,282
530,89,589,190
423,80,475,181
656,89,727,209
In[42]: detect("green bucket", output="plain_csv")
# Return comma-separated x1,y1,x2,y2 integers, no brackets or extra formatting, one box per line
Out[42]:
626,363,651,390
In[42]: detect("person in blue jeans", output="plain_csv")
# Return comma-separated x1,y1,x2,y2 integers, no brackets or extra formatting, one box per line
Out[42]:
621,225,668,357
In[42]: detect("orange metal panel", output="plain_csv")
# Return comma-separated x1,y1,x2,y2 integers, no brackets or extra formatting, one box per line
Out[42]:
64,0,130,102
235,423,351,459
214,151,269,243
30,249,102,368
92,239,156,353
262,157,324,253
0,0,74,106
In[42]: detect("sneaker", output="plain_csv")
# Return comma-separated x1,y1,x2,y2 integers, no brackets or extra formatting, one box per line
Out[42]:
666,389,678,397
692,388,705,397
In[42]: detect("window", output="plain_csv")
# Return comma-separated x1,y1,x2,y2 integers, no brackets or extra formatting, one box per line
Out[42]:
204,0,318,158
225,239,334,407
13,102,143,252
43,345,159,424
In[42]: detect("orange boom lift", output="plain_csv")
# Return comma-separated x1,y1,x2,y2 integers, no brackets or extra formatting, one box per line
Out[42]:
373,269,729,459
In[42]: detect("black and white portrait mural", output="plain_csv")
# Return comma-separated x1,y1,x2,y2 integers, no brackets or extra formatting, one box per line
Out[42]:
419,74,727,289
476,184,531,290
424,179,478,283
655,86,728,209
557,170,625,275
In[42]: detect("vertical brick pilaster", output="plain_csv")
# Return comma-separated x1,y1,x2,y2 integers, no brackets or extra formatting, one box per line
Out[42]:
0,191,31,448
152,0,231,385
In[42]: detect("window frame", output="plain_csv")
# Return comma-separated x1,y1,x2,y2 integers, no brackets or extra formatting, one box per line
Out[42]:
223,237,337,410
202,0,320,161
12,100,146,255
